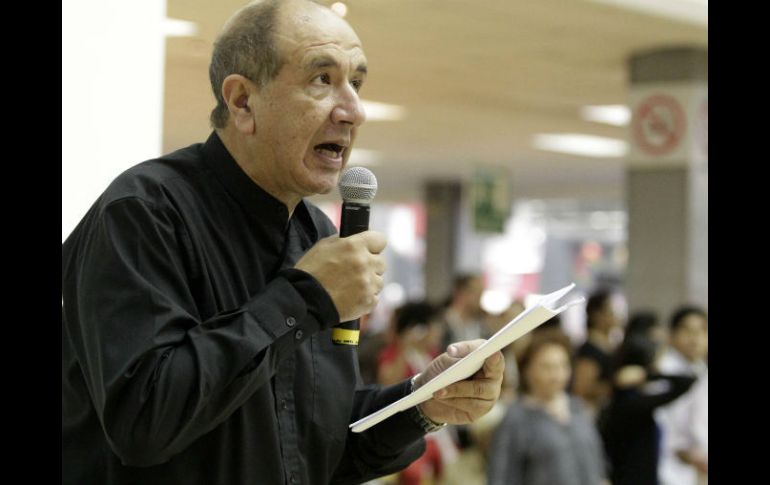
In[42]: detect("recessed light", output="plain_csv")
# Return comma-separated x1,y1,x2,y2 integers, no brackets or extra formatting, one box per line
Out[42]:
533,133,627,158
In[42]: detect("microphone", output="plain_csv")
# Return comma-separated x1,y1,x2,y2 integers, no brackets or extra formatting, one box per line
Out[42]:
332,167,378,346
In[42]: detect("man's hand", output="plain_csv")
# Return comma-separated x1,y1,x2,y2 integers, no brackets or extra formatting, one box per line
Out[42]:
414,339,504,424
294,231,386,323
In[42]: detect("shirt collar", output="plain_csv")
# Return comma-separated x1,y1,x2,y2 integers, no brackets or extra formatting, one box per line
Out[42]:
201,131,319,244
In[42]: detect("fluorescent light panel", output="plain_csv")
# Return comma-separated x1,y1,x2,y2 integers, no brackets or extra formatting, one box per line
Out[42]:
533,133,628,158
163,18,198,37
361,100,407,122
585,0,707,26
581,105,630,126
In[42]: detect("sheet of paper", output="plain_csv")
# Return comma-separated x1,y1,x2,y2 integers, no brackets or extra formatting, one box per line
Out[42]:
350,282,584,433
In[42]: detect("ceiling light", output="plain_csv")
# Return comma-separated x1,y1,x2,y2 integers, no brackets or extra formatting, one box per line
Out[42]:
162,18,198,37
533,133,628,158
581,105,631,126
585,0,707,26
361,100,407,121
331,2,348,18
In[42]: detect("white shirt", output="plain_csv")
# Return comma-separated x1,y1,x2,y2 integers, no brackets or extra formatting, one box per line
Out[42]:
656,349,708,485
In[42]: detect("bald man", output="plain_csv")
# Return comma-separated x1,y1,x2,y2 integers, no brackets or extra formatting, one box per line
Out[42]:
62,1,504,484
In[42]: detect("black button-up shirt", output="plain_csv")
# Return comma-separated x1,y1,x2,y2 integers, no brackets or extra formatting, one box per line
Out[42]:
62,132,425,485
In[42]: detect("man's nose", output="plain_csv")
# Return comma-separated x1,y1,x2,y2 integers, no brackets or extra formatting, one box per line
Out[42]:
331,85,366,127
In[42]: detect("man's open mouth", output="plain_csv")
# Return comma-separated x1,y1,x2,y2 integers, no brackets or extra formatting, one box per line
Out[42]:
314,143,345,158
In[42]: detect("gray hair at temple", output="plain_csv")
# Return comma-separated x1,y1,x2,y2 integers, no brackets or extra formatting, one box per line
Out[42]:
208,0,283,129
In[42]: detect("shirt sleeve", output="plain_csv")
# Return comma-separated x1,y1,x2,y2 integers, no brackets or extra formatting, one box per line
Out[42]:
623,374,697,415
63,196,339,466
329,379,427,484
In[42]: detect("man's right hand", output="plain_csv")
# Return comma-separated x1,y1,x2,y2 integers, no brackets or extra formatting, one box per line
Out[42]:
294,231,387,323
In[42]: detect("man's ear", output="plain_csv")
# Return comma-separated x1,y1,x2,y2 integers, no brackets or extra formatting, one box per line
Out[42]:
222,74,257,134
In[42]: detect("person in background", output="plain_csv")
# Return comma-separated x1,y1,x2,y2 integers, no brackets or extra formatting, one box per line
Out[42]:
437,274,490,452
571,289,621,417
488,334,608,485
625,310,666,345
656,306,709,485
378,302,443,386
600,333,696,485
378,302,457,485
662,371,708,485
440,274,488,350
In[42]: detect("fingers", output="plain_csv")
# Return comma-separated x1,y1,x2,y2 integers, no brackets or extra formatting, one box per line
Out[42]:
482,351,505,379
372,255,386,276
373,272,384,292
445,339,487,358
443,340,503,379
350,230,387,254
422,396,495,422
294,231,387,323
433,377,500,401
412,341,506,425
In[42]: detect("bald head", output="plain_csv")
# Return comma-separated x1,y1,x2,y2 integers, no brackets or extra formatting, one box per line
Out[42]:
208,0,359,129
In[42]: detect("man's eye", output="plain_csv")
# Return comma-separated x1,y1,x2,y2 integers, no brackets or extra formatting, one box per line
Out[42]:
312,73,331,85
350,79,363,92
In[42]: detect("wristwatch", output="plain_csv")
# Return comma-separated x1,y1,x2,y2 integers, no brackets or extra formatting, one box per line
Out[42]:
408,374,447,433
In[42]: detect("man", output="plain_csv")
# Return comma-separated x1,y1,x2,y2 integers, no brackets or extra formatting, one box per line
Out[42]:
656,306,708,485
61,1,504,484
440,274,487,351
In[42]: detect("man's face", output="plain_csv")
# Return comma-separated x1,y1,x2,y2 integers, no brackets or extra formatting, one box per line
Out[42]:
463,277,485,317
671,314,708,362
248,2,367,201
597,300,621,331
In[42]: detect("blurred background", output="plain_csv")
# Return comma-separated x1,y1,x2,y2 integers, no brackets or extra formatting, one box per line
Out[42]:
63,1,708,484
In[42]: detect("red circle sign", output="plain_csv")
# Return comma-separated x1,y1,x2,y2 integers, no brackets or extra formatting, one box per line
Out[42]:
632,94,686,156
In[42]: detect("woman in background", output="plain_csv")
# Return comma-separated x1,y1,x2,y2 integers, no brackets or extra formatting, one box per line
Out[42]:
487,334,608,485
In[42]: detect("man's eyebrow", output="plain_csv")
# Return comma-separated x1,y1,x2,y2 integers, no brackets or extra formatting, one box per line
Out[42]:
305,56,368,75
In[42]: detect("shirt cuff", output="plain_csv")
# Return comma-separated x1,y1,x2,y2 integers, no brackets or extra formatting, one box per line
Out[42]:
278,268,340,330
366,379,426,450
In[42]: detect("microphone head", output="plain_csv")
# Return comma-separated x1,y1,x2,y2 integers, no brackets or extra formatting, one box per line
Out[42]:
339,167,378,204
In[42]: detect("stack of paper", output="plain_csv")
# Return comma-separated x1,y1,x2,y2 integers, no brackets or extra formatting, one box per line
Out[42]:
350,282,584,433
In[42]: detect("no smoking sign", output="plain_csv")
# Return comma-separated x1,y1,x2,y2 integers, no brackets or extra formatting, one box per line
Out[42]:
632,94,686,156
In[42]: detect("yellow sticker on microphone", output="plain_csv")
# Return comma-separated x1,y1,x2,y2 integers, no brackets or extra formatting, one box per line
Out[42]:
332,328,360,346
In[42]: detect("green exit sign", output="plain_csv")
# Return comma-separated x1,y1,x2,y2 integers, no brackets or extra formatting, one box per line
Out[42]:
472,169,510,234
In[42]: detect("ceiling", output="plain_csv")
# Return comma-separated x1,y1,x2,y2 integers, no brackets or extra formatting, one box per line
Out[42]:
162,0,707,203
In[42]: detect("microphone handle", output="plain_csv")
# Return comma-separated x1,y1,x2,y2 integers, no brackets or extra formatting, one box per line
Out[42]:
332,201,371,346
339,201,370,237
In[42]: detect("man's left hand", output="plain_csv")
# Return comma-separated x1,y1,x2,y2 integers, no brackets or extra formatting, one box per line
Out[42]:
414,339,504,425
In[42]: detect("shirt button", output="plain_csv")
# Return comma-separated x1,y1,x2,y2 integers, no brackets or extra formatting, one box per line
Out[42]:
295,329,303,340
290,473,298,484
280,399,288,411
286,316,296,327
